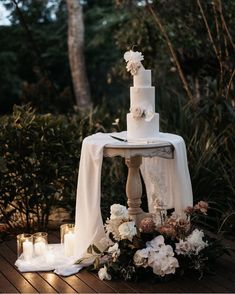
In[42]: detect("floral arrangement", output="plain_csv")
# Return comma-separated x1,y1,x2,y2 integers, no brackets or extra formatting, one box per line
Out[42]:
130,106,154,122
77,201,228,282
124,50,144,75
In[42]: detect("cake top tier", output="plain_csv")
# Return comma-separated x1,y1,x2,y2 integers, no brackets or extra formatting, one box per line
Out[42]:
133,69,151,87
124,49,152,87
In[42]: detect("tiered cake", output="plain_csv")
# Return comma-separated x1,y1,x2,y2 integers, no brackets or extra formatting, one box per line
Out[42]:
124,50,159,140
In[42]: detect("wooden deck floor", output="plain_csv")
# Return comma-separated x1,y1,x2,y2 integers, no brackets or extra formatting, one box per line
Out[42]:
0,232,235,293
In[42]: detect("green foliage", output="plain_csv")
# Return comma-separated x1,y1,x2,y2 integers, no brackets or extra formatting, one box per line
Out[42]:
0,104,79,230
0,104,126,231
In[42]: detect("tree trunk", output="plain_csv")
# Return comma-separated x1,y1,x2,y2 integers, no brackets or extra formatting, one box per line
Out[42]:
66,0,91,110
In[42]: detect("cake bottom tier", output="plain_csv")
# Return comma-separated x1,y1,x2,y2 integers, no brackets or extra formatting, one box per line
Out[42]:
127,113,159,140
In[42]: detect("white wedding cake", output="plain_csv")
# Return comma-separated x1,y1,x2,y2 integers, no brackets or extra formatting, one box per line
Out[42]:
124,50,159,140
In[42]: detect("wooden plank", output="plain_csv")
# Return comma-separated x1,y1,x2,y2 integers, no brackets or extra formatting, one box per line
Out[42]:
1,241,58,293
2,234,235,293
0,271,19,293
90,272,137,293
0,255,37,293
22,273,58,293
125,277,188,293
76,271,116,293
39,272,78,293
50,232,119,293
61,275,99,293
4,238,88,293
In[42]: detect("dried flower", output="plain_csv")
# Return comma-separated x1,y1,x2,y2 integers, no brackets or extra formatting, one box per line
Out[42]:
86,203,224,281
139,217,156,233
194,201,208,214
158,225,177,238
184,206,195,215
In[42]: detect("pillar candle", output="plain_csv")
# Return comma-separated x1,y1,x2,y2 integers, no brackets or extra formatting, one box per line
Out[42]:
23,239,33,261
34,241,47,256
64,231,75,257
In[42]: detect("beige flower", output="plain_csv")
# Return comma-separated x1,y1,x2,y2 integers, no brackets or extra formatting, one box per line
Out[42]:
194,201,208,214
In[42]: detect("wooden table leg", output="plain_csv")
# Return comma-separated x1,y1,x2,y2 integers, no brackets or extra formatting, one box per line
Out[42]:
125,156,144,222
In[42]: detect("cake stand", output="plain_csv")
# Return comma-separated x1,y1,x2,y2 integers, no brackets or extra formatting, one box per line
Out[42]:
103,141,174,225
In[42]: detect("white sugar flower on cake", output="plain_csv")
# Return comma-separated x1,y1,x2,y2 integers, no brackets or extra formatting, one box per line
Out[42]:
124,49,144,75
130,105,155,122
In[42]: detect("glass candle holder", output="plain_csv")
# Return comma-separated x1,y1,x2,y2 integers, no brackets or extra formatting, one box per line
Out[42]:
33,232,48,256
17,233,33,261
60,223,75,257
60,223,75,243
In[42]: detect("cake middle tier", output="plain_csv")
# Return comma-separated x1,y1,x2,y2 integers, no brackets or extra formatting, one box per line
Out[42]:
130,87,155,110
127,113,159,140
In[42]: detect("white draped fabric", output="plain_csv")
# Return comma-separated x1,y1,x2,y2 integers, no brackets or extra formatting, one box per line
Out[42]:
15,131,193,276
74,132,193,261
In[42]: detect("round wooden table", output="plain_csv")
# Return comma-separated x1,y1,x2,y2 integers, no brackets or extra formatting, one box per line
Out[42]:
103,141,174,225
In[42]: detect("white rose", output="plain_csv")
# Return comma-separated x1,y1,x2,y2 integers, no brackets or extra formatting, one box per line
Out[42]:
118,221,137,241
133,248,151,267
110,204,128,220
150,252,179,277
146,235,165,251
159,244,174,258
153,256,179,276
98,265,112,281
130,107,144,119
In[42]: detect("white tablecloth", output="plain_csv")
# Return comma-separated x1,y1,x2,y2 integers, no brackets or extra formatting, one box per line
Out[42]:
15,131,193,276
74,131,193,259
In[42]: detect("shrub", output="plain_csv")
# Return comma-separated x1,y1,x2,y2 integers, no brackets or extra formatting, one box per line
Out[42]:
0,104,126,232
0,105,79,231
